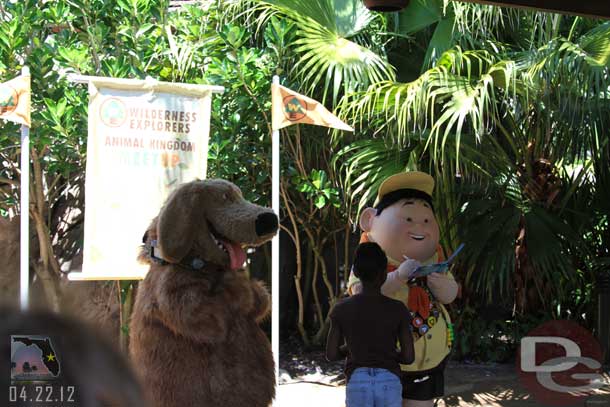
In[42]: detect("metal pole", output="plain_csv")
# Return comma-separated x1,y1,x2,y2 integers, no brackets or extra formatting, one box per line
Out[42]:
271,75,280,388
597,267,610,365
66,73,225,94
20,66,30,311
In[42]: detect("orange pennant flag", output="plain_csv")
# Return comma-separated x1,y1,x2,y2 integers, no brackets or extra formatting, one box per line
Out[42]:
272,83,353,132
0,74,31,127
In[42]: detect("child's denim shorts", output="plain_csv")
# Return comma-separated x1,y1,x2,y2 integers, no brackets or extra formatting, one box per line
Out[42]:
346,367,402,407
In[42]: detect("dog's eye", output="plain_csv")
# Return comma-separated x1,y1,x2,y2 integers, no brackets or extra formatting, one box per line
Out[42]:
223,193,230,201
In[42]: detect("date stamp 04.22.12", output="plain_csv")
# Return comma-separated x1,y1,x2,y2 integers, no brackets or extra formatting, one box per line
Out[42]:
10,335,77,406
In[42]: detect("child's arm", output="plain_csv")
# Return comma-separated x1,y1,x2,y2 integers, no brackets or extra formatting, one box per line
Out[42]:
326,318,345,361
397,307,415,365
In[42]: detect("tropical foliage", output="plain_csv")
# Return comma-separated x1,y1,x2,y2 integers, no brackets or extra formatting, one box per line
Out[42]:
1,0,608,361
334,3,610,319
0,0,278,329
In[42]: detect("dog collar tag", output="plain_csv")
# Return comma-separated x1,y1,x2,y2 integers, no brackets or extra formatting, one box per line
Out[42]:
191,258,205,270
150,240,167,264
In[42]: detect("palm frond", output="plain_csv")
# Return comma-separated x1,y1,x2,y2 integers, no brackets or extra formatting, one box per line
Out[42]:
292,20,394,103
333,138,415,221
165,25,196,81
456,193,520,302
395,0,447,34
518,22,610,125
338,48,517,169
242,0,394,104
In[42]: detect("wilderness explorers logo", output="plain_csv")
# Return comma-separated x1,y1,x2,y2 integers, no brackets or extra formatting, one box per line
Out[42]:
100,97,127,128
0,84,18,115
517,320,606,406
282,95,308,122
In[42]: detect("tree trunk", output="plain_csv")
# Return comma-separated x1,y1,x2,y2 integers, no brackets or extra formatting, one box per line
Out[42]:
118,282,134,353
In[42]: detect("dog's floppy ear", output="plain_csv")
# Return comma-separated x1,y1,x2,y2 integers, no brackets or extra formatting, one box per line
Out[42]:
157,183,203,263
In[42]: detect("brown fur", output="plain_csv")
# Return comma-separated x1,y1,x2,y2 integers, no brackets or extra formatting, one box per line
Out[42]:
129,179,278,407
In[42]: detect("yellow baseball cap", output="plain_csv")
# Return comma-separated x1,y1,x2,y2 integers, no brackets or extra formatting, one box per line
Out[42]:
374,171,435,206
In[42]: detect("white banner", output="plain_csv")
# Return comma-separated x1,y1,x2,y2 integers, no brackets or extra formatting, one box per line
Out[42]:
70,78,218,280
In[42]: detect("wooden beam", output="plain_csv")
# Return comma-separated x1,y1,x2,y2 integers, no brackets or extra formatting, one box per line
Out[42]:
453,0,610,19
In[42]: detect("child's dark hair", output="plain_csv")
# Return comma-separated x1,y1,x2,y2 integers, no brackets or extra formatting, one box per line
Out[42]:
375,188,434,215
353,242,388,282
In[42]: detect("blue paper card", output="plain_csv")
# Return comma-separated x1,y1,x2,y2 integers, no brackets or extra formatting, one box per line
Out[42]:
409,243,465,279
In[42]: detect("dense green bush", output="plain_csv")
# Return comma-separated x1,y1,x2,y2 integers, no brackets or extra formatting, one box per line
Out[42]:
1,0,608,361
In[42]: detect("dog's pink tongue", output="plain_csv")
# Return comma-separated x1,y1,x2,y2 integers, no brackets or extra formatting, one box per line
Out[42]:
224,240,247,270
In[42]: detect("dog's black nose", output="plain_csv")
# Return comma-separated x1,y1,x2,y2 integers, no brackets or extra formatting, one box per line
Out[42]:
255,212,278,236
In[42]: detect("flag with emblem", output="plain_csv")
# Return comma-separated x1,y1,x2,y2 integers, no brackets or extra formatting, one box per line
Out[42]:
0,74,31,127
271,83,353,132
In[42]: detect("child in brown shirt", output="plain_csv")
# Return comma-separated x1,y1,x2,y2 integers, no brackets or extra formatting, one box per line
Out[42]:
327,242,414,407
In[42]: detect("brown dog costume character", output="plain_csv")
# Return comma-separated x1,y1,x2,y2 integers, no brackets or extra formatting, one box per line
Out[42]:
129,179,278,407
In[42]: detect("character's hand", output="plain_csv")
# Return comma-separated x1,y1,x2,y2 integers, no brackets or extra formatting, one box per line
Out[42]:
427,272,459,304
426,271,448,286
397,256,421,281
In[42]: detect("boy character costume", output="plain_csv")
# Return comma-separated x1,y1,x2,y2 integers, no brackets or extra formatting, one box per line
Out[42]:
347,171,459,405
